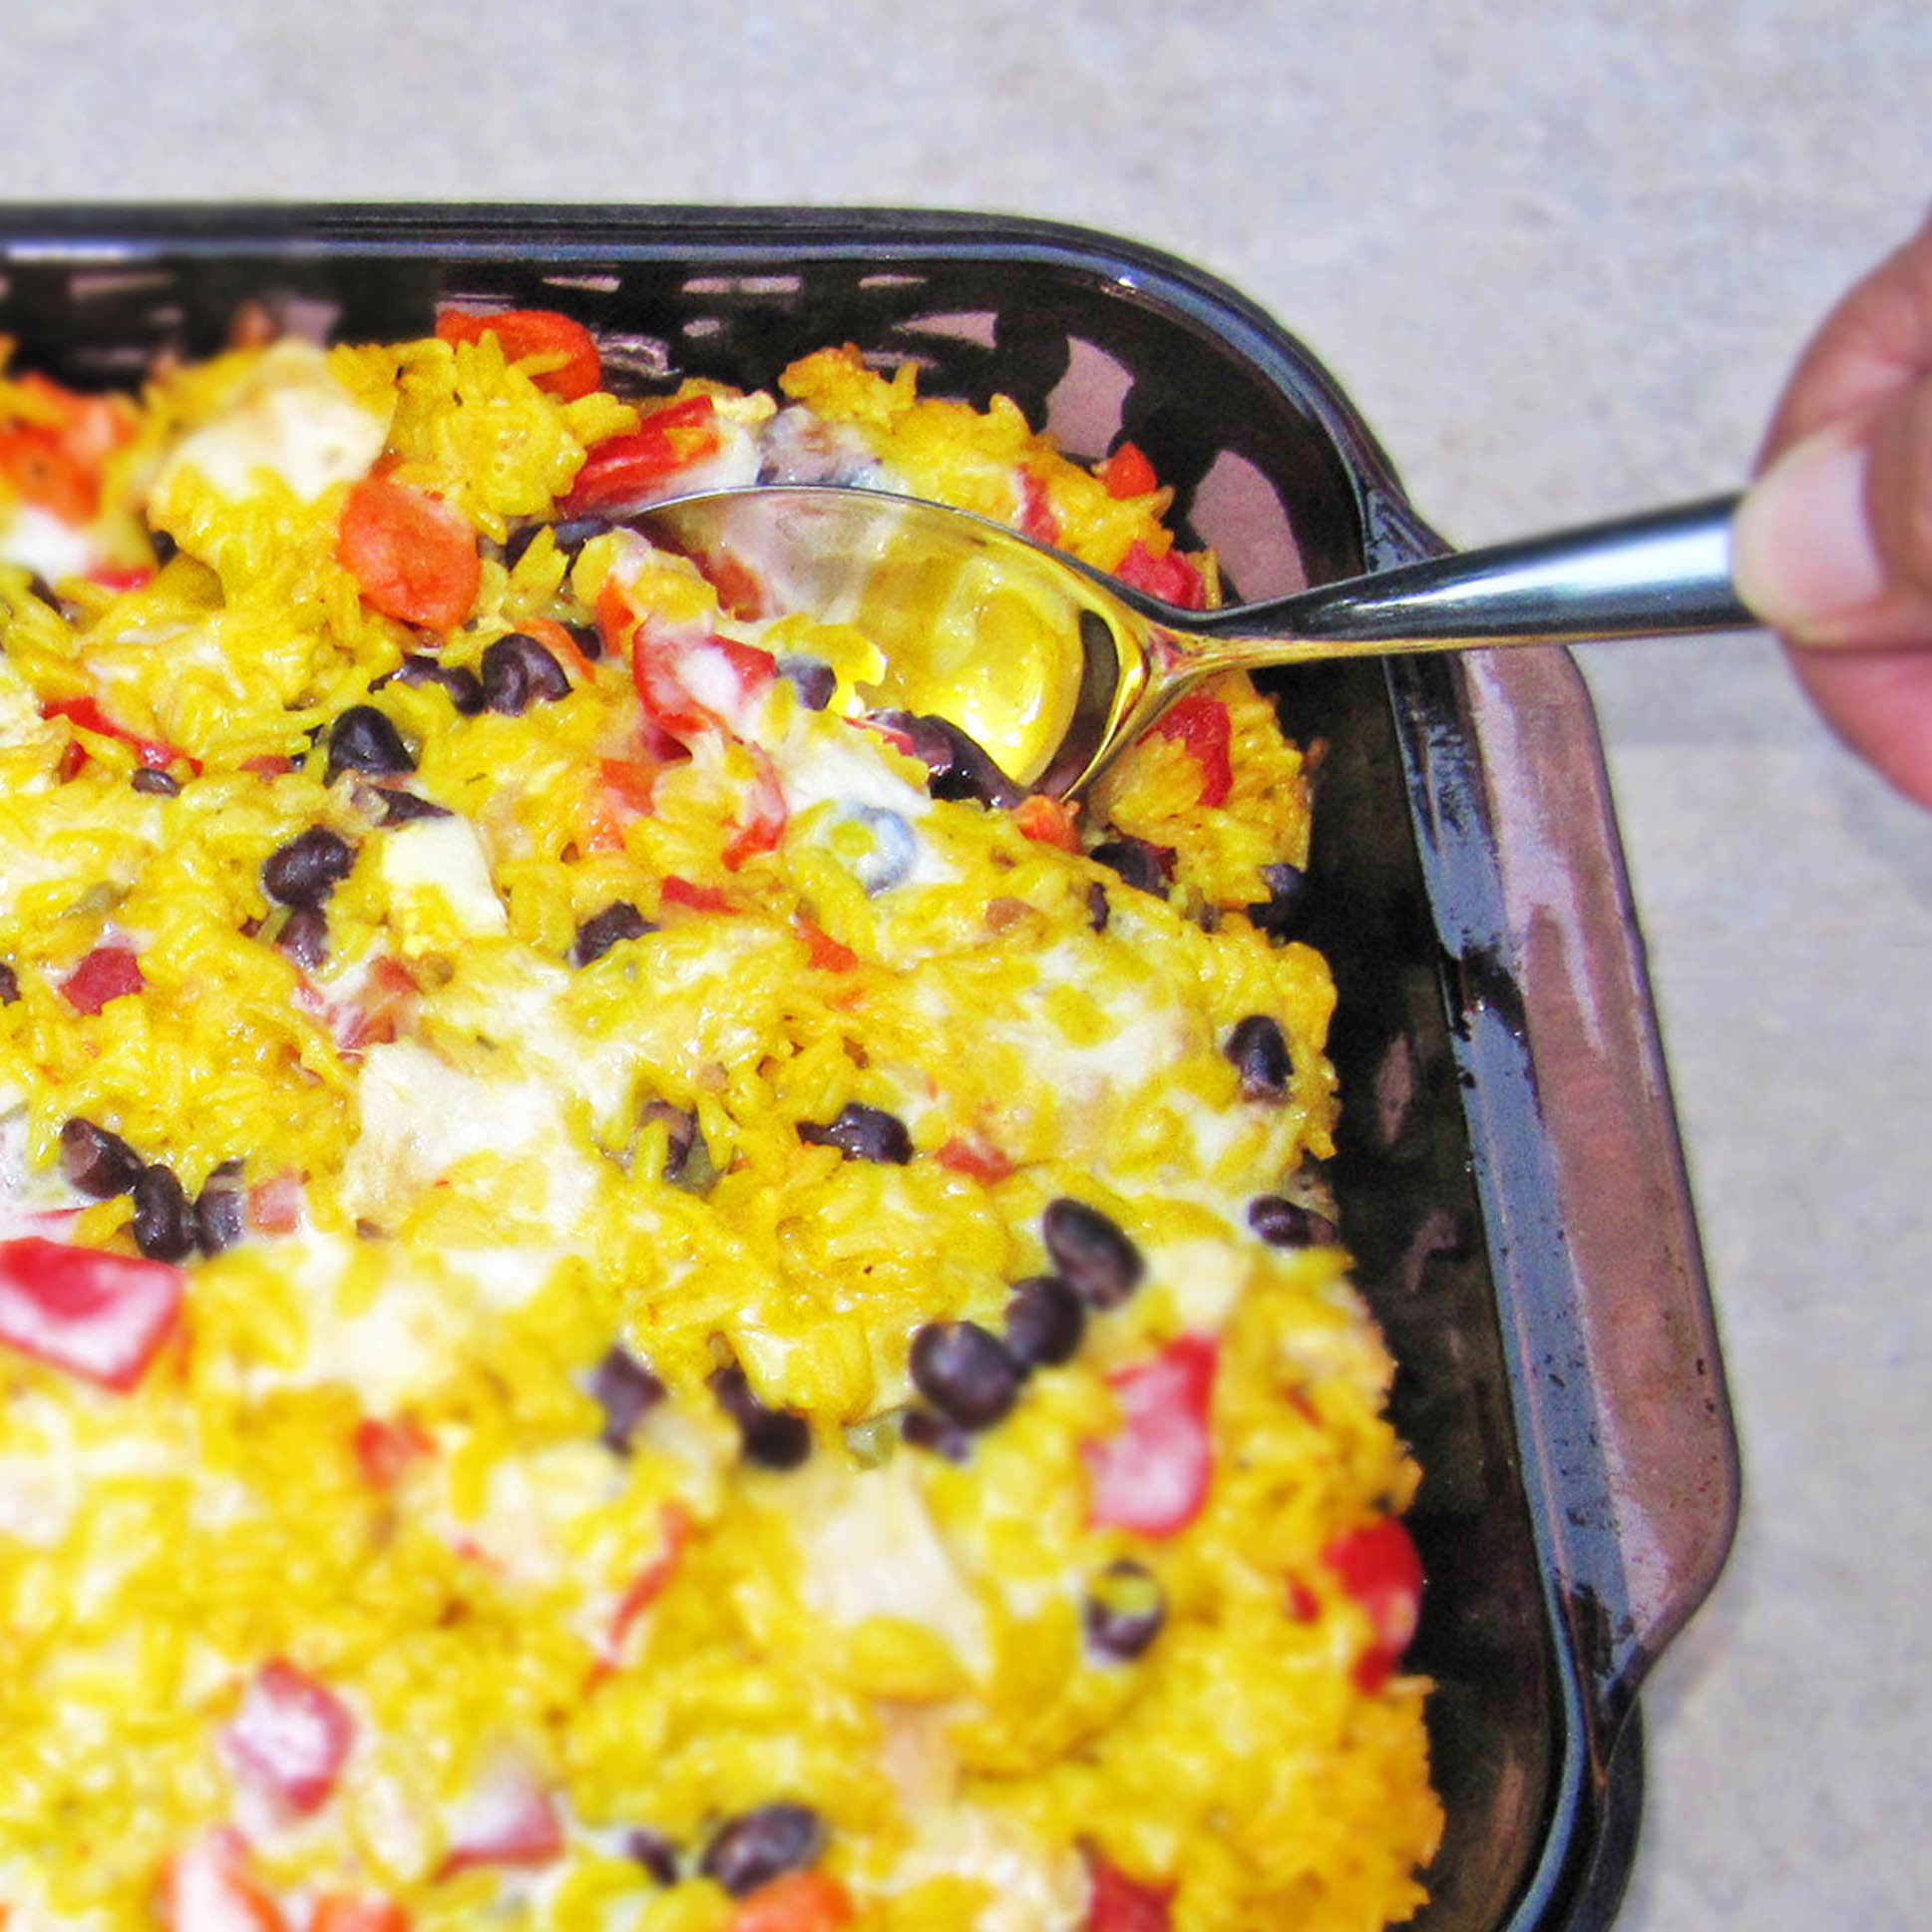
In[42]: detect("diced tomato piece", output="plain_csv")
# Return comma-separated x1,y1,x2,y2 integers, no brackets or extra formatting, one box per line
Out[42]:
61,944,144,1014
722,751,788,871
336,478,480,632
1324,1517,1423,1691
1115,540,1206,611
15,372,137,472
161,1831,288,1932
728,1872,856,1932
0,1236,185,1392
1012,793,1082,852
1082,1336,1218,1537
309,1897,409,1932
353,1414,434,1490
88,566,155,592
1017,469,1060,546
563,396,720,516
0,425,96,524
435,308,601,402
43,694,192,773
1096,442,1160,501
609,1502,692,1650
1150,693,1233,808
439,1758,565,1876
935,1136,1014,1184
225,1660,356,1816
798,922,858,973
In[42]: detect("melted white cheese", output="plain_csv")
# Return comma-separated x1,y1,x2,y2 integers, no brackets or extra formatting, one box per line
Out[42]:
152,341,390,509
0,503,100,580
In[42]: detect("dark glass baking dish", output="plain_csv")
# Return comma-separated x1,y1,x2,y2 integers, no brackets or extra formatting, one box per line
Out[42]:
0,204,1739,1930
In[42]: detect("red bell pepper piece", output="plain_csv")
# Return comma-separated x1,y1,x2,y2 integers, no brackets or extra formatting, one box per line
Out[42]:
1082,1336,1218,1537
1096,442,1160,501
1011,793,1082,852
353,1414,434,1490
1084,1857,1172,1931
1323,1517,1423,1691
609,1502,692,1651
1018,469,1060,546
1150,693,1233,808
336,478,480,632
0,1236,185,1392
60,944,145,1014
43,694,191,773
225,1660,356,1816
564,395,720,517
728,1872,856,1932
1115,540,1206,611
0,424,96,524
935,1136,1015,1185
161,1831,287,1932
435,308,601,402
309,1898,410,1932
721,750,788,871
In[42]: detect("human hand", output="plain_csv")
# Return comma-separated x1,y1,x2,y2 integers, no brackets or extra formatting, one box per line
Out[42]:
1733,209,1932,807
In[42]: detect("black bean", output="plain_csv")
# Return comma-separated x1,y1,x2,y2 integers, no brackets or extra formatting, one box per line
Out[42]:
699,1803,824,1897
373,786,451,825
1225,1013,1293,1101
797,1102,913,1166
131,768,181,797
1090,836,1172,899
565,619,603,662
131,1164,195,1262
638,1098,709,1187
909,1321,1022,1430
276,907,330,970
1003,1274,1085,1369
902,1407,972,1462
326,705,415,782
589,1345,666,1454
392,654,486,715
480,632,573,715
193,1164,247,1257
1041,1198,1144,1310
623,1828,679,1885
870,709,1023,809
60,1118,144,1199
150,529,180,567
1248,861,1308,942
776,654,837,712
1083,1559,1166,1662
572,901,654,967
262,827,355,908
1248,1194,1338,1249
709,1364,812,1470
505,515,612,566
0,962,17,1004
1086,880,1110,934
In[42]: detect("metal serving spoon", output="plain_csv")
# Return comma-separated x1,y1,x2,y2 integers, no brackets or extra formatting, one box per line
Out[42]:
635,485,1752,797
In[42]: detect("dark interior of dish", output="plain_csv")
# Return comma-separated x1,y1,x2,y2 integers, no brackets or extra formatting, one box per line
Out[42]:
0,209,1641,1929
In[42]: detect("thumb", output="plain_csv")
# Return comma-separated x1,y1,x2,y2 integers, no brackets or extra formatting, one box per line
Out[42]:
1734,378,1932,649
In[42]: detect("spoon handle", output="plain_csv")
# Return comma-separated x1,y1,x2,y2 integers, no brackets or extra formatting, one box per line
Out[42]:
1185,493,1752,663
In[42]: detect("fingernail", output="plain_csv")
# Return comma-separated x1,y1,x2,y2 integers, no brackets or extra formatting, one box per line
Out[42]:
1734,430,1887,640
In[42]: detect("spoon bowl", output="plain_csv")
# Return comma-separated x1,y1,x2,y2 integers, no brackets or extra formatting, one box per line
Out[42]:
634,485,1754,796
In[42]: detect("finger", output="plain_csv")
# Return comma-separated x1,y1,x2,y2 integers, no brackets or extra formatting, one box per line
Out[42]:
1733,373,1932,648
1787,641,1932,810
1759,204,1932,464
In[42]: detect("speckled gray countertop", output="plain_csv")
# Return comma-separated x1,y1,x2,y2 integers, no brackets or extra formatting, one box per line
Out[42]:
12,2,1932,1923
